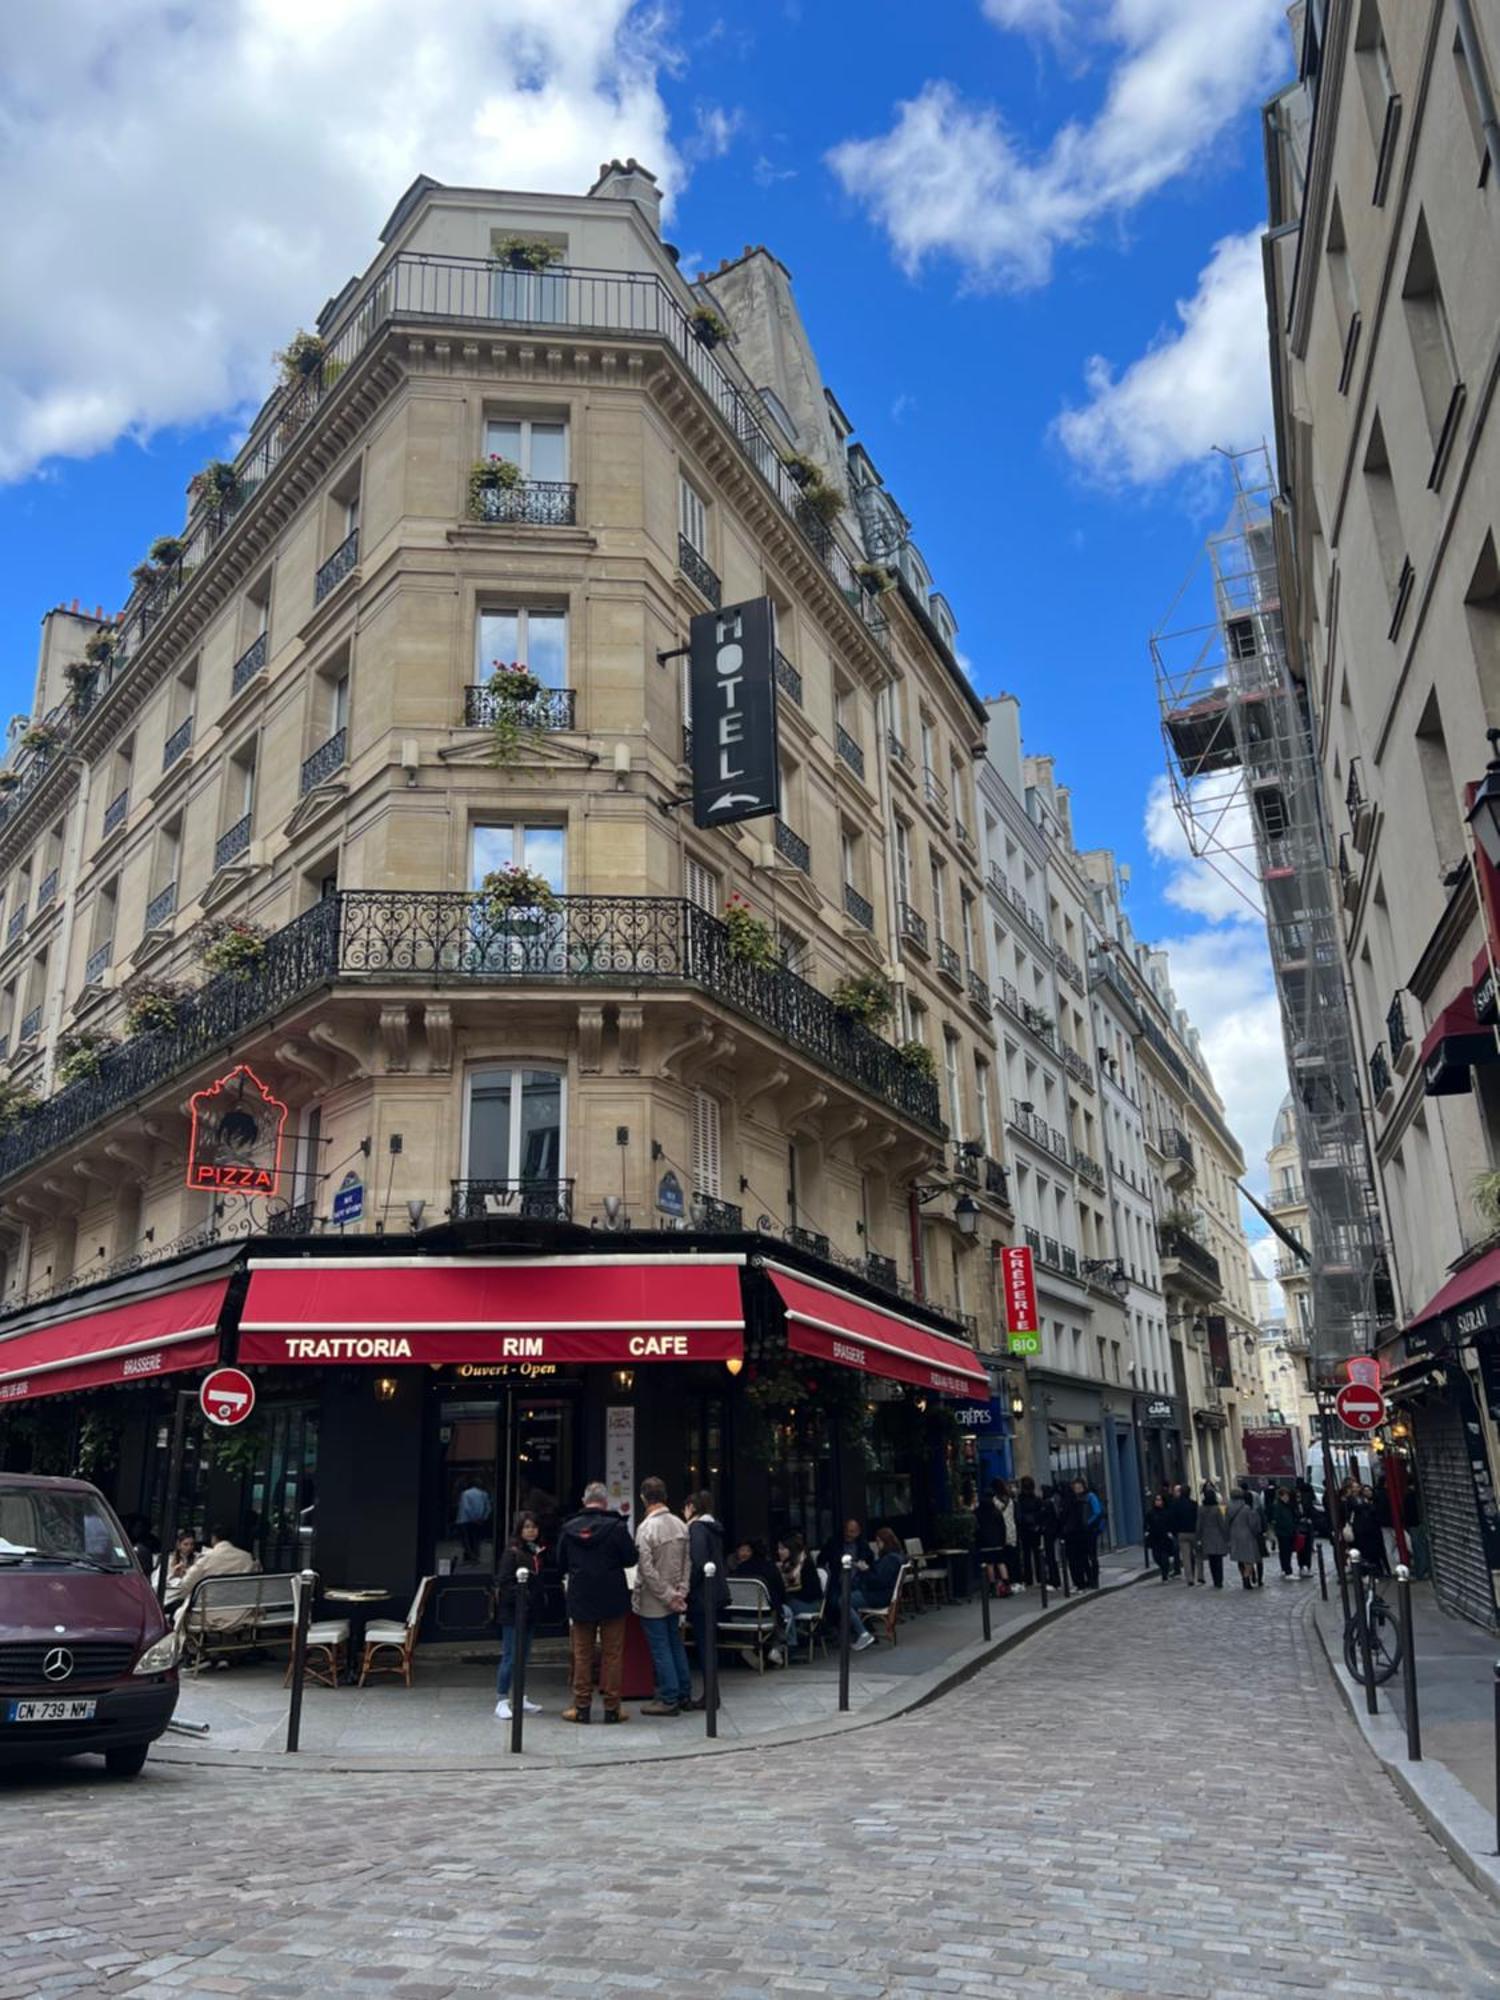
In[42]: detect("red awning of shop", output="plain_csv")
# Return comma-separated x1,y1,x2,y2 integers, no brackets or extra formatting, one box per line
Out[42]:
1405,1244,1500,1336
0,1277,229,1404
1420,987,1484,1064
237,1255,745,1367
766,1264,988,1399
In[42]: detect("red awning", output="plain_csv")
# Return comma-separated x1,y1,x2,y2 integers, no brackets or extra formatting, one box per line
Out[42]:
766,1264,988,1399
1420,985,1497,1095
238,1255,745,1366
0,1277,229,1404
1405,1245,1500,1338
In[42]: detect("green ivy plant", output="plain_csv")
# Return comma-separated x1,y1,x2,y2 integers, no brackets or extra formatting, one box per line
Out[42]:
83,629,119,667
192,458,241,515
690,304,731,347
20,722,61,755
0,1077,39,1132
855,562,898,595
832,971,894,1028
1472,1170,1500,1237
484,659,544,766
896,1039,937,1083
723,894,778,970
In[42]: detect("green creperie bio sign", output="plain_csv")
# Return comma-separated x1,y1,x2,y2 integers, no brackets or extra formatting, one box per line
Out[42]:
998,1245,1040,1356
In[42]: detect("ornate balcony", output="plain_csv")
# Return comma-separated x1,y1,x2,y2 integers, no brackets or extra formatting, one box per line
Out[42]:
983,1156,1010,1204
267,1201,317,1238
887,732,913,776
314,528,359,604
471,479,577,526
843,882,874,931
922,766,948,817
1369,1043,1393,1104
1265,1182,1304,1211
1055,946,1086,992
85,942,112,987
36,870,58,913
936,936,962,985
966,966,990,1013
835,724,865,779
1387,992,1410,1067
0,891,943,1190
231,631,268,696
1157,1225,1221,1295
163,716,193,771
774,650,803,705
678,534,721,607
1073,1146,1105,1189
787,1224,831,1260
214,813,252,871
1060,1044,1093,1092
144,882,177,932
102,788,129,839
865,1251,899,1290
690,1193,743,1232
300,727,348,795
450,1178,575,1224
897,902,928,953
775,820,810,874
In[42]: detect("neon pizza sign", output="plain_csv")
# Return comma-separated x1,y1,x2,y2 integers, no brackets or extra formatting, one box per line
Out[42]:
186,1064,289,1196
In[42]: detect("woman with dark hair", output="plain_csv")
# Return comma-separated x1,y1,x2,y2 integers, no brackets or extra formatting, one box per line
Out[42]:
849,1526,905,1649
493,1511,545,1721
777,1532,824,1652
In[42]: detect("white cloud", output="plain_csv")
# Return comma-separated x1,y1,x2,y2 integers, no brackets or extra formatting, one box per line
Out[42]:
1154,925,1288,1196
687,104,744,163
0,0,679,482
1144,774,1263,925
1054,229,1273,485
826,0,1286,291
752,155,798,187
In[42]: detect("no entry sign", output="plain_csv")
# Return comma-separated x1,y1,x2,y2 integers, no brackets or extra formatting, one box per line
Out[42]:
1334,1381,1386,1433
200,1366,256,1428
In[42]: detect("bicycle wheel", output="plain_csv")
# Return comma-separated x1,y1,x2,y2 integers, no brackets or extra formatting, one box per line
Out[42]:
1344,1599,1402,1684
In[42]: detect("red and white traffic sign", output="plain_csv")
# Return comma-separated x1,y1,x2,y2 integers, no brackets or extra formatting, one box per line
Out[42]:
200,1366,256,1428
1334,1381,1386,1433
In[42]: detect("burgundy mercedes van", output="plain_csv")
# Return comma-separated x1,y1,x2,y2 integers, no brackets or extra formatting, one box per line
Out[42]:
0,1473,178,1777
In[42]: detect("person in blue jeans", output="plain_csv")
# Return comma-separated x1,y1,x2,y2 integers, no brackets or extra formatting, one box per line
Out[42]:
632,1477,692,1716
493,1512,544,1721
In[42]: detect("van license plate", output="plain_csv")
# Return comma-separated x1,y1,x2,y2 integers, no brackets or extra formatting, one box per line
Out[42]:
6,1699,98,1722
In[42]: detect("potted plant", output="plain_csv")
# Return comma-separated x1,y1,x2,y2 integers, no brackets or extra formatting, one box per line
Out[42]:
690,304,730,349
0,1078,38,1133
478,865,559,917
55,1029,113,1088
485,659,545,766
148,535,185,570
468,455,524,517
723,893,778,971
1472,1170,1500,1237
797,477,845,528
274,330,326,384
783,451,821,491
63,660,97,708
191,458,241,515
855,562,897,595
832,971,894,1028
122,977,187,1037
198,917,268,980
491,235,562,273
0,771,18,794
896,1039,937,1083
20,722,61,756
83,629,118,667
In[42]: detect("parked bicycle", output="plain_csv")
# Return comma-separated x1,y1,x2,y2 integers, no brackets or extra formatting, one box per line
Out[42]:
1343,1565,1402,1685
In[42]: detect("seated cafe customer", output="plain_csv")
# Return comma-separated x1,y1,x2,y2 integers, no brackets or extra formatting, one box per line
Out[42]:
849,1527,905,1650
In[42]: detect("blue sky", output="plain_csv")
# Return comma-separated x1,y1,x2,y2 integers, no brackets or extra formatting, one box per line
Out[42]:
0,1,1293,1214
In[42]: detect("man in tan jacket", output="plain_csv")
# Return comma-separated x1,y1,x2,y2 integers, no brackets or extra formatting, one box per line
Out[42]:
172,1526,262,1640
632,1477,691,1716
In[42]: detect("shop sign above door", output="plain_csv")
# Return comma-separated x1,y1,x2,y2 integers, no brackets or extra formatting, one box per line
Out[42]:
186,1065,288,1196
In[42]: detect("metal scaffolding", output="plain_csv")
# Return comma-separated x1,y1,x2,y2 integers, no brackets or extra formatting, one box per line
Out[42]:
1151,448,1388,1369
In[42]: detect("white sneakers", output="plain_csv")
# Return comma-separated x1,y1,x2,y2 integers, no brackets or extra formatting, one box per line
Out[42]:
494,1698,544,1719
852,1629,876,1651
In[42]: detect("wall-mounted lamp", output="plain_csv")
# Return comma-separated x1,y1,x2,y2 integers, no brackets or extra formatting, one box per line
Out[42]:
601,1193,629,1231
725,1355,744,1377
953,1193,980,1240
1467,727,1500,870
373,1375,399,1404
407,1199,426,1233
1010,1391,1025,1418
611,1366,636,1394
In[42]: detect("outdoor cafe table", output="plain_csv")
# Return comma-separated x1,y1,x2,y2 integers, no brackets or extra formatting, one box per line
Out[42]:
323,1586,392,1681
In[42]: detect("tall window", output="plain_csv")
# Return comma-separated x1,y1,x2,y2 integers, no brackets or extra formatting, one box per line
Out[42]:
943,1031,963,1137
1401,214,1461,455
477,608,566,688
1361,415,1405,605
685,856,720,914
929,857,948,939
975,1054,994,1154
893,818,913,909
470,823,565,892
465,1067,564,1185
484,417,567,481
692,1089,722,1198
490,249,566,324
679,477,708,557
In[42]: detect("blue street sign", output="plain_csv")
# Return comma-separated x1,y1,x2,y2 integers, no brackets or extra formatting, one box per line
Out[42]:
332,1173,364,1226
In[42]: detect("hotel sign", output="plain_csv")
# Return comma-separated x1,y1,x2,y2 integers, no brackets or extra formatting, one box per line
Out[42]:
689,597,780,829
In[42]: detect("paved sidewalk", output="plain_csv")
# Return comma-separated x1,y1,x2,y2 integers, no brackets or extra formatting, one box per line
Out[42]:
156,1551,1144,1771
1309,1567,1500,1903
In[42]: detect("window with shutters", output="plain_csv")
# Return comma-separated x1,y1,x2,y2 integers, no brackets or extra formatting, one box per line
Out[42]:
692,1089,722,1197
685,856,720,914
679,476,708,557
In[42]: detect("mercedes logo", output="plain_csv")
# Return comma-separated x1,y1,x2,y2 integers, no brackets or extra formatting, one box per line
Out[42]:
42,1647,74,1683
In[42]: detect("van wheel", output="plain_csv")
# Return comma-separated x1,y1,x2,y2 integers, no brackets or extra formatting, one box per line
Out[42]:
104,1743,150,1778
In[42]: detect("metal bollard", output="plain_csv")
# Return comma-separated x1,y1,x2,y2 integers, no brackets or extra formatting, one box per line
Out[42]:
509,1568,530,1756
1316,1539,1328,1604
285,1568,316,1754
703,1562,719,1740
1037,1550,1049,1611
1336,1542,1351,1626
1062,1546,1072,1599
980,1550,992,1642
838,1553,854,1713
1349,1553,1378,1718
1394,1565,1420,1762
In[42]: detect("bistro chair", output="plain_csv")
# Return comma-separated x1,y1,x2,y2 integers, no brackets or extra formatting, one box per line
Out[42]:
856,1561,913,1647
283,1614,351,1691
791,1566,830,1662
904,1537,951,1609
717,1576,778,1672
357,1576,435,1687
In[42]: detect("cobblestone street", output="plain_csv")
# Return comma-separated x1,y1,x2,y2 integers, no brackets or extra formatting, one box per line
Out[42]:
3,1581,1496,1999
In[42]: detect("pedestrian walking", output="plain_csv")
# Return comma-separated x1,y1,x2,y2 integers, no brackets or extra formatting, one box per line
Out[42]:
557,1480,638,1724
493,1511,545,1721
1016,1475,1045,1586
975,1480,1018,1595
1084,1483,1104,1587
1197,1483,1229,1589
683,1490,731,1709
1038,1483,1065,1587
1167,1482,1199,1584
1267,1485,1299,1581
1226,1485,1263,1590
632,1477,692,1716
1345,1484,1389,1577
1061,1479,1093,1591
1144,1494,1176,1582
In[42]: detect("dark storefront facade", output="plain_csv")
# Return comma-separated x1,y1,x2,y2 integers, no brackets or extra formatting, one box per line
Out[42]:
0,1232,989,1640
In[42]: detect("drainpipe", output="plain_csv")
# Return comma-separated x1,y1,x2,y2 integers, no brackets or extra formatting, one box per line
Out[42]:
908,1188,926,1302
1454,0,1500,186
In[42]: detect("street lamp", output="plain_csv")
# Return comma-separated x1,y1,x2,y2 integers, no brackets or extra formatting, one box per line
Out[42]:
1467,728,1500,871
954,1193,980,1239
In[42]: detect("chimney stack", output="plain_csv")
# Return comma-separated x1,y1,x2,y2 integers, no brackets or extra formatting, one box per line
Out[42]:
587,158,662,235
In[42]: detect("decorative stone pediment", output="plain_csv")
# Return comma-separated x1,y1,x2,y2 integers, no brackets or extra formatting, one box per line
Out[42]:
282,780,348,842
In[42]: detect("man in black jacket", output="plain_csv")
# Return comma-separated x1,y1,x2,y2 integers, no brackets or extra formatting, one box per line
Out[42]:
557,1482,638,1723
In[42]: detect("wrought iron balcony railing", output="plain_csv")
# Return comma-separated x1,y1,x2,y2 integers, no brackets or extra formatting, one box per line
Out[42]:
835,725,865,779
843,882,874,931
85,942,112,987
231,630,268,696
102,788,129,839
897,902,928,953
163,716,193,771
6,909,24,947
1387,992,1410,1065
1156,1225,1221,1289
1055,946,1086,992
214,813,252,871
1073,1147,1105,1188
1369,1043,1392,1103
0,891,943,1189
1165,1126,1195,1174
966,966,990,1013
984,1156,1010,1204
887,732,913,775
1060,1044,1093,1091
300,727,348,795
144,881,177,932
954,818,974,852
952,1140,982,1184
678,534,721,606
775,820,810,874
472,479,577,527
774,650,803,705
314,528,359,604
787,1224,831,1260
267,1201,317,1238
1265,1182,1305,1211
451,1178,575,1224
922,765,948,816
935,936,962,984
865,1251,899,1290
690,1193,743,1232
36,870,58,913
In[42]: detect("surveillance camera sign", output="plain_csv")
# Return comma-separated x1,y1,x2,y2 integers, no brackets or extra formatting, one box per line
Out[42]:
689,597,780,830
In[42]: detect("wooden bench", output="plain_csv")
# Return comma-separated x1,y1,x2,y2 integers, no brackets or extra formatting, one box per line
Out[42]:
178,1572,300,1673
